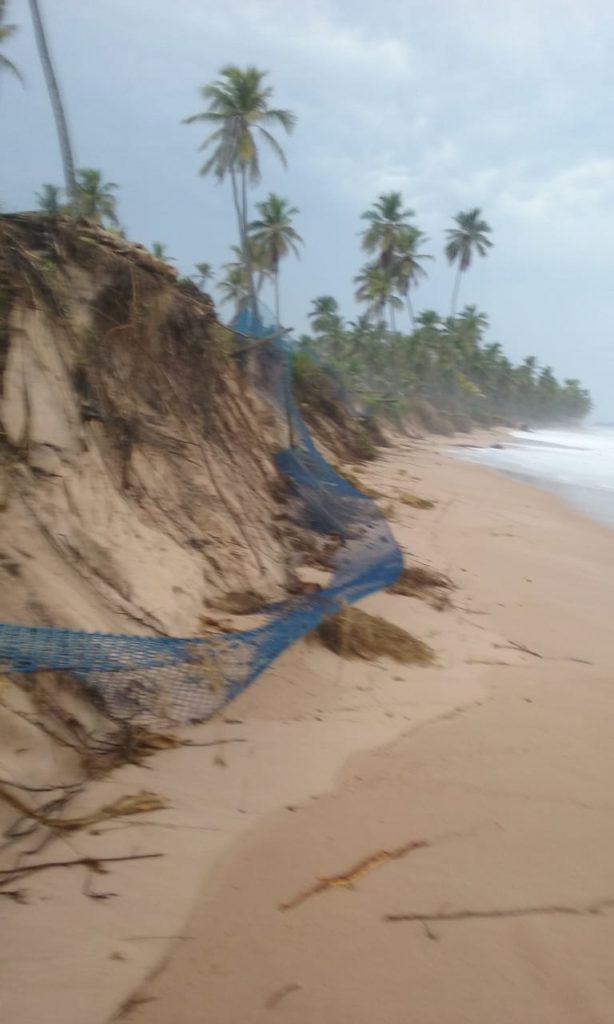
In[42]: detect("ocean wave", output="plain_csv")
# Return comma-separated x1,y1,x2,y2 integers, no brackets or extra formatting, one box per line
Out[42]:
453,427,614,527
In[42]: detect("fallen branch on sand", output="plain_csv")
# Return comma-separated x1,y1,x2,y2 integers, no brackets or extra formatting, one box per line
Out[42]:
279,839,428,911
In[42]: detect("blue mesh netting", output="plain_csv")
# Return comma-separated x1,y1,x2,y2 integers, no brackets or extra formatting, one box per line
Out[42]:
0,307,403,725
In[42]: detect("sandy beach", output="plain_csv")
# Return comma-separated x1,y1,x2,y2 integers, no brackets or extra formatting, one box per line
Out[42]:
3,434,614,1024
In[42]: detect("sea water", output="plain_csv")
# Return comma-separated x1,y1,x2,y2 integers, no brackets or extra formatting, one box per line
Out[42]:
456,426,614,528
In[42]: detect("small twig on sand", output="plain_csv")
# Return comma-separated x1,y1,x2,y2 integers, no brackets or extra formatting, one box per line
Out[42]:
465,659,516,667
0,889,27,902
499,639,543,659
265,983,302,1009
183,738,247,749
0,852,163,888
495,643,593,666
384,897,614,924
279,839,428,911
0,777,82,794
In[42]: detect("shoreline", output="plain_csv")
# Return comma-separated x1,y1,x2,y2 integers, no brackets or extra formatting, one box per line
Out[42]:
3,436,614,1024
447,427,614,531
128,434,614,1024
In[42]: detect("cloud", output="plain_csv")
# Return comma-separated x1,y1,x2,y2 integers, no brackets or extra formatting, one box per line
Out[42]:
5,0,614,411
187,0,414,82
500,159,614,223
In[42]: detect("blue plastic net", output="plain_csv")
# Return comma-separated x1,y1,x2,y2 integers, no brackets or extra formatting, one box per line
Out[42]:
0,307,403,725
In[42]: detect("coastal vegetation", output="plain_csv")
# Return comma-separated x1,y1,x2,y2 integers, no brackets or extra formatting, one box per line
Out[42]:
3,0,591,428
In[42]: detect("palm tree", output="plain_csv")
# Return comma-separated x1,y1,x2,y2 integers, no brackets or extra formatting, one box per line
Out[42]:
218,262,250,315
309,296,341,335
194,261,215,291
416,309,441,329
445,208,493,317
354,263,403,330
36,182,63,213
249,193,303,323
307,296,346,362
522,355,538,383
561,379,591,420
458,304,489,333
75,168,118,225
393,226,431,327
151,242,174,262
227,241,272,298
28,0,78,206
0,0,22,82
455,305,489,359
360,192,415,268
184,65,296,304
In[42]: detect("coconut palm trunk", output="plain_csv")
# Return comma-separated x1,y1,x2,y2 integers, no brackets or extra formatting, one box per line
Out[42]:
450,264,462,318
274,267,280,324
239,164,257,311
405,292,415,328
28,0,78,207
230,166,249,284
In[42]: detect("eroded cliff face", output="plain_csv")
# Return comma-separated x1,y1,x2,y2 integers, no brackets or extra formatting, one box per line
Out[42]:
0,214,294,637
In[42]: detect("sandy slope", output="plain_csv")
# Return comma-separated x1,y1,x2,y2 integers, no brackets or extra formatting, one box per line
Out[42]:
2,435,613,1024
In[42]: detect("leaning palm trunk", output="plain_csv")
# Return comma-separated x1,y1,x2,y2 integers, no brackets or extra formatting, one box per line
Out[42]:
28,0,78,208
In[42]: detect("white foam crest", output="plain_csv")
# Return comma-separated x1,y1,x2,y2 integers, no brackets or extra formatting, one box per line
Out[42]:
454,426,614,527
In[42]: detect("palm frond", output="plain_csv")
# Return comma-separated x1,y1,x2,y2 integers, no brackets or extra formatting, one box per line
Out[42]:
256,126,288,167
0,52,23,82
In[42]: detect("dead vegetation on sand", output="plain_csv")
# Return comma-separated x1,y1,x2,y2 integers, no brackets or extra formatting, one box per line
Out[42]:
212,590,265,615
399,492,436,510
388,565,453,610
331,464,381,498
309,606,434,665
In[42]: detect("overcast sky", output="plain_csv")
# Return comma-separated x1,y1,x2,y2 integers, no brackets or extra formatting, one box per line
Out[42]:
2,0,613,415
